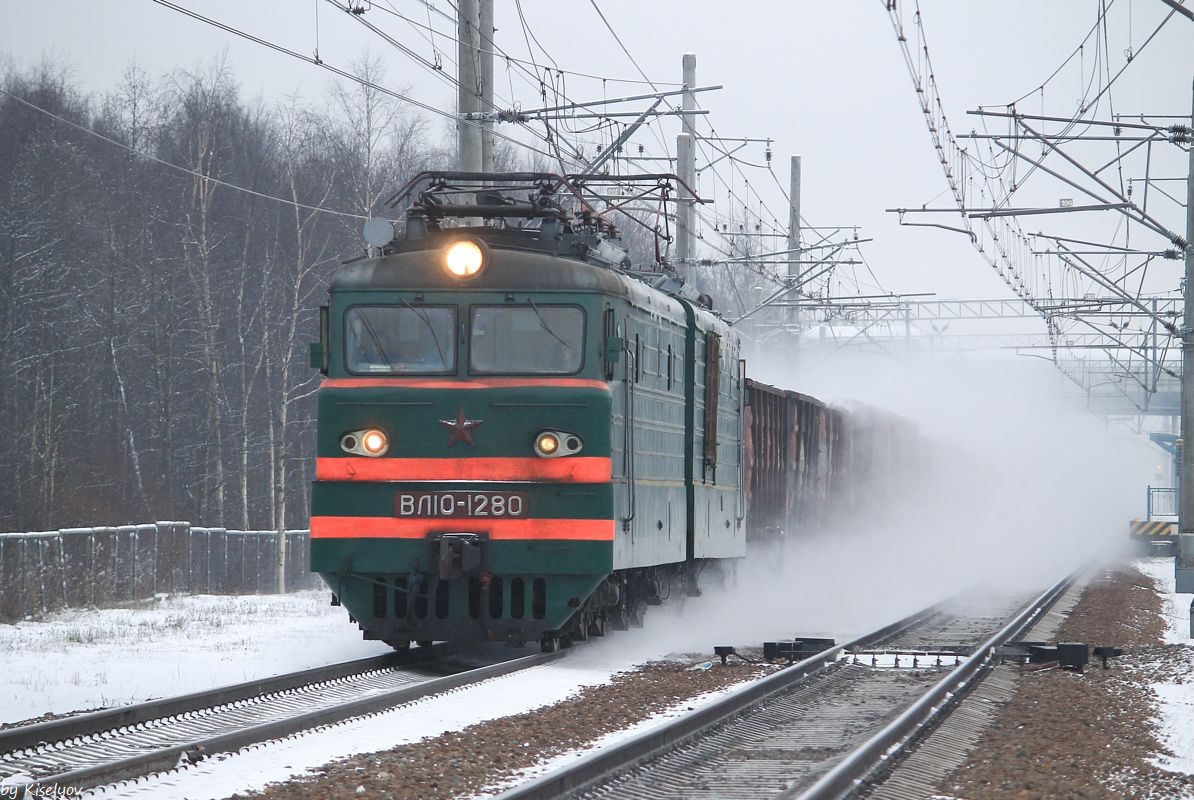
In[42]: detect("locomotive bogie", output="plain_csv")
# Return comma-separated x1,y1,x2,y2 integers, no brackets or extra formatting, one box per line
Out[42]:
325,569,610,647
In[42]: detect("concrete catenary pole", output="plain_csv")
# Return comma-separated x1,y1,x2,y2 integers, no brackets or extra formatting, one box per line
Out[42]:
676,133,693,272
1178,75,1194,597
788,155,802,335
682,53,698,141
457,0,482,173
479,0,495,173
675,53,697,277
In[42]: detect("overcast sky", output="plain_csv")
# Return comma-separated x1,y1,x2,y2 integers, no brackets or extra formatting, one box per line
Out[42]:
2,1,1190,303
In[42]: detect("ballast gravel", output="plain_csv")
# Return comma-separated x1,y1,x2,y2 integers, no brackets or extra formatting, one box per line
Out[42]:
940,563,1194,800
229,562,1190,800
235,660,771,800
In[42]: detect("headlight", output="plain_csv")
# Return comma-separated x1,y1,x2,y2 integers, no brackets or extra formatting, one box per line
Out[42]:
534,430,582,458
444,239,486,278
535,432,560,456
362,429,388,455
341,428,389,456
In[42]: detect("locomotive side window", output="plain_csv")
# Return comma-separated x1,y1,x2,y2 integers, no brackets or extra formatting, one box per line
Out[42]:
470,305,585,375
704,332,721,466
345,306,456,374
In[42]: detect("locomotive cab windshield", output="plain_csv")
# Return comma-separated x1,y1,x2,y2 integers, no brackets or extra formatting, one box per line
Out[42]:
346,305,455,374
470,304,584,375
343,301,588,377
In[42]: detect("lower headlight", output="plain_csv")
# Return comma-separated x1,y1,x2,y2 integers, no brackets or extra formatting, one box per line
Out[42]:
362,429,388,455
341,428,389,456
535,432,561,456
534,430,582,458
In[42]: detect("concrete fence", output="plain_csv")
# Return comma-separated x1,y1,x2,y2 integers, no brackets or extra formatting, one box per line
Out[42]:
0,523,320,623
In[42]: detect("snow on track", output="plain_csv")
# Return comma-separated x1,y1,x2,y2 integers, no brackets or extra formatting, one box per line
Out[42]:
85,642,651,799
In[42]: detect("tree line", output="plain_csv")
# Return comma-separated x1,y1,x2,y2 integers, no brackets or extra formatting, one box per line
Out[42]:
0,55,457,532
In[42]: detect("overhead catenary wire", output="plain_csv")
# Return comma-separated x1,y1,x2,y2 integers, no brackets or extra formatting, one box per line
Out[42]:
150,0,707,253
577,8,802,269
379,0,680,86
585,1,678,172
149,0,563,163
884,0,1183,390
324,0,594,168
1006,0,1117,106
409,0,686,174
440,0,791,266
148,0,866,299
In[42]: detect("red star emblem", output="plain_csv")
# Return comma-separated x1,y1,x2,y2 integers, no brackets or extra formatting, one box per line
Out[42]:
439,406,484,446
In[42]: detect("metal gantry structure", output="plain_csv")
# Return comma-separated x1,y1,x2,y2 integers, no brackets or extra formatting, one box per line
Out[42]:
884,8,1187,409
882,1,1194,593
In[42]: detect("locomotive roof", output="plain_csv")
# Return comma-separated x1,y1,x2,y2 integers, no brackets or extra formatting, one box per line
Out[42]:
335,171,728,331
331,231,623,293
330,232,732,334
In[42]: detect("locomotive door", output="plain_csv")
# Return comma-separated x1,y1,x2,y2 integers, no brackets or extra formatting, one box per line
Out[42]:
619,317,637,533
702,331,720,480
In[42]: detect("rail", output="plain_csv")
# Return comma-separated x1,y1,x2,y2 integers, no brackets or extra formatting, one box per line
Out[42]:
0,646,453,754
491,605,941,800
794,572,1076,799
3,647,565,797
494,572,1078,800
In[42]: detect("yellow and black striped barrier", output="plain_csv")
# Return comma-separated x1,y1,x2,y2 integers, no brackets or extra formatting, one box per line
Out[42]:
1129,519,1176,541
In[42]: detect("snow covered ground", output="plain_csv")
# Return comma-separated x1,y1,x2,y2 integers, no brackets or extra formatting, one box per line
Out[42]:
1134,557,1194,778
0,590,392,724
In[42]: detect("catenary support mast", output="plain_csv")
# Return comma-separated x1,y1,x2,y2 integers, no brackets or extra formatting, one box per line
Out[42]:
675,53,697,277
457,0,481,172
479,0,494,172
788,155,802,336
1179,76,1194,596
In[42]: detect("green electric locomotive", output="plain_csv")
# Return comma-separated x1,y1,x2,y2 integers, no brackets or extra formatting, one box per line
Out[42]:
309,173,744,651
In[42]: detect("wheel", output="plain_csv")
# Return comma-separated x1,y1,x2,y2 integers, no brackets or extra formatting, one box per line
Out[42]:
610,606,630,631
416,640,434,648
540,634,560,653
388,639,411,652
629,602,646,628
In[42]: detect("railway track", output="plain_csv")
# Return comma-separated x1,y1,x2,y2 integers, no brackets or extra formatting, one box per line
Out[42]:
494,573,1078,800
0,644,565,797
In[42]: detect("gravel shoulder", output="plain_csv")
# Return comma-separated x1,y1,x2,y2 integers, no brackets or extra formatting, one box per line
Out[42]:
941,561,1194,800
